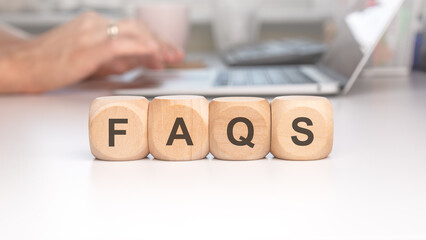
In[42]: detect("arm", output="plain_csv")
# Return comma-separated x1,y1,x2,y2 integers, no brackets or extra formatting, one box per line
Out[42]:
0,23,30,92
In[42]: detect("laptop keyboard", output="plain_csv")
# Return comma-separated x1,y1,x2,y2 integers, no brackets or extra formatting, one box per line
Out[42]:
214,67,315,86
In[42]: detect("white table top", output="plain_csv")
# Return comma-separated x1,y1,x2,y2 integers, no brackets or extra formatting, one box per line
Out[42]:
1,72,425,240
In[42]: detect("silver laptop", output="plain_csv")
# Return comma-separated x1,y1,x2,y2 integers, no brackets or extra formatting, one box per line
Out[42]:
116,0,403,96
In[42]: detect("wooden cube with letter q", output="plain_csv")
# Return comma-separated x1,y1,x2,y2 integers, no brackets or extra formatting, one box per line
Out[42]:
148,95,209,160
209,97,270,160
89,96,149,160
271,96,333,160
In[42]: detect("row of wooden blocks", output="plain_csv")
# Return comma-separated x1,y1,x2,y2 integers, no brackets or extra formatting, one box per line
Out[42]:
89,95,333,161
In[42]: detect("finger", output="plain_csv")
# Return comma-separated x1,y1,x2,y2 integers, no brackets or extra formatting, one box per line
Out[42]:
113,21,170,69
144,54,164,70
83,37,155,69
116,20,161,56
94,56,142,77
92,63,127,77
72,16,157,51
160,42,176,63
161,42,185,63
71,12,111,46
79,18,167,71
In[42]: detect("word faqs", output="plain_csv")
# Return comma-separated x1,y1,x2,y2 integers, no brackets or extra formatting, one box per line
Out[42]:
89,95,333,161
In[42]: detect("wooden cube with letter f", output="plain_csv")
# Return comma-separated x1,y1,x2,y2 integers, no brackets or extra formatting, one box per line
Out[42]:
89,96,149,161
148,95,209,160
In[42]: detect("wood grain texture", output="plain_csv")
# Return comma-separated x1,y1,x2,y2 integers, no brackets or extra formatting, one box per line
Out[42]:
209,97,270,160
271,96,333,160
148,95,209,160
89,96,149,160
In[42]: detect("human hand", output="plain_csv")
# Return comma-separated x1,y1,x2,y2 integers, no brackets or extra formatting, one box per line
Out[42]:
0,11,184,93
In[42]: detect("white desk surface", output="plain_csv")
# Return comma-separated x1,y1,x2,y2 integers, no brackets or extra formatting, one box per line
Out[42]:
0,72,426,240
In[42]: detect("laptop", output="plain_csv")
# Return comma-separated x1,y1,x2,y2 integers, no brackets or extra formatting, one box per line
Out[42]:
116,0,403,96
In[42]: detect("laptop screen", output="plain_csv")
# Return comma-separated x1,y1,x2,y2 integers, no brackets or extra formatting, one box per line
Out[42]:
320,0,403,80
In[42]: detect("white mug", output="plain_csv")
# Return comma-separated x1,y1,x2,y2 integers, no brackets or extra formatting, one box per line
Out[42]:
212,1,260,52
136,3,189,50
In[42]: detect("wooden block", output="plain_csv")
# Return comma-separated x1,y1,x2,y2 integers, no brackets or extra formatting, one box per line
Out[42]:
209,97,271,160
89,96,149,160
148,95,209,160
271,96,333,160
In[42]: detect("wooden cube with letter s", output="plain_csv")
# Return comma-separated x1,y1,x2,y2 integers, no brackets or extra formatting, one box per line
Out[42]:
271,96,333,160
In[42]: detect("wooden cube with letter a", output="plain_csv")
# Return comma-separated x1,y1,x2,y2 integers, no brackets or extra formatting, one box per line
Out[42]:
271,96,333,160
148,95,209,160
209,97,270,160
89,96,149,160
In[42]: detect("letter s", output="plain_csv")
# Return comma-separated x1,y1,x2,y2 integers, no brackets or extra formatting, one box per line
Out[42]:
291,117,314,146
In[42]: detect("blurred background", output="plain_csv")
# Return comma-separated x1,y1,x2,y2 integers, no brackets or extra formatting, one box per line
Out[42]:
1,0,426,75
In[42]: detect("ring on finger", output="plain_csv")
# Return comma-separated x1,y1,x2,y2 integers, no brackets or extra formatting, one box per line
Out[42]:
106,22,119,39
